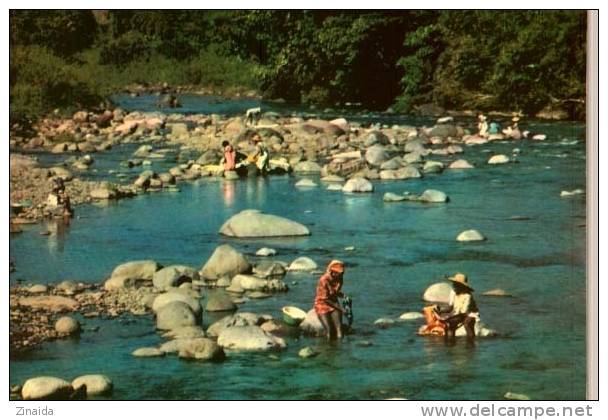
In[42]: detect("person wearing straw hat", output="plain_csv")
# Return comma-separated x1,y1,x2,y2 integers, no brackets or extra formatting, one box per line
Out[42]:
503,114,523,140
434,272,479,344
477,114,489,138
314,260,347,340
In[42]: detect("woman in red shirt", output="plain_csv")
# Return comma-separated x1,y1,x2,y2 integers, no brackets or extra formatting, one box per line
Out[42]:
314,260,346,340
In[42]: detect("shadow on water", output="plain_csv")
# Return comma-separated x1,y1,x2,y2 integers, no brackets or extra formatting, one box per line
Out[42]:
422,249,585,268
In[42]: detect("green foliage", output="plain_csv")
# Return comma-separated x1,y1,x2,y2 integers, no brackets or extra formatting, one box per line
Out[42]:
9,10,587,120
10,46,104,122
10,10,97,57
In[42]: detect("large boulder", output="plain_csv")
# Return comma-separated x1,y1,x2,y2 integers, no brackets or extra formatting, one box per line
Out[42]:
71,375,113,397
342,177,373,193
153,265,199,291
299,309,324,336
252,261,286,278
22,377,73,400
152,291,202,315
206,312,265,337
219,210,310,237
365,145,389,166
419,189,449,203
429,124,459,138
111,260,159,281
205,291,237,312
293,161,322,174
217,325,286,351
104,275,147,291
457,229,486,242
380,166,422,180
423,282,453,304
201,244,251,280
156,301,198,330
380,157,404,170
422,160,445,174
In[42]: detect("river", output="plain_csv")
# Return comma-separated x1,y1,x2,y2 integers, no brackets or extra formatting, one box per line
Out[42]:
9,95,587,400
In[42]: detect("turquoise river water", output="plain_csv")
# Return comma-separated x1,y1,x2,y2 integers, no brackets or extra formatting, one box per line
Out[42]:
9,96,587,400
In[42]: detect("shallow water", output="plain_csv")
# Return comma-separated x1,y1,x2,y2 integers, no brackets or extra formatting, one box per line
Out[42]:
9,98,587,400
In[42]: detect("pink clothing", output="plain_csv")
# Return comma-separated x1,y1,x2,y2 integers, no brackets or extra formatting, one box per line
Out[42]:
223,146,236,171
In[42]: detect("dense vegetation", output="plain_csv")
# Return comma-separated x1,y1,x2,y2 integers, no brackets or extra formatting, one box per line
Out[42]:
10,10,587,122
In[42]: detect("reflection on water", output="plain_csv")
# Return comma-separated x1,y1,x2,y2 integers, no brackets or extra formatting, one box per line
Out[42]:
9,118,587,400
44,219,71,254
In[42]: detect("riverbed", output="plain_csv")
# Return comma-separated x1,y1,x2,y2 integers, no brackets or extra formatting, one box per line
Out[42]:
9,96,587,400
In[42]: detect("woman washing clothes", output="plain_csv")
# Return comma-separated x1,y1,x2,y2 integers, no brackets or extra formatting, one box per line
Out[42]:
314,260,347,340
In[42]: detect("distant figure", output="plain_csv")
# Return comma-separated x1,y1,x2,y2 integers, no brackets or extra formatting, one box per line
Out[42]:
434,273,479,345
49,177,73,218
477,114,489,137
314,260,347,340
221,140,237,171
245,107,261,126
503,115,522,140
248,134,269,175
488,120,501,135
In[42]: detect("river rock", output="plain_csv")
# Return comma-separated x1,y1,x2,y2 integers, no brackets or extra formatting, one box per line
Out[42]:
422,282,452,304
295,178,318,188
71,375,113,396
206,291,237,312
327,184,344,191
399,312,425,321
422,160,444,174
321,174,345,183
457,229,486,242
111,260,159,281
162,326,206,339
449,159,474,169
28,284,48,294
231,275,288,293
50,167,73,181
560,189,584,197
156,301,198,330
288,257,318,272
299,309,324,336
253,261,287,278
19,296,78,312
330,118,349,132
217,325,286,351
133,145,153,157
152,291,201,315
293,161,322,174
132,347,165,357
364,130,390,147
90,186,117,200
374,318,396,328
403,151,423,164
206,312,264,337
429,123,458,138
158,172,175,185
177,337,225,361
22,377,73,400
380,166,421,180
299,346,320,358
104,275,148,290
488,154,510,165
504,392,530,401
55,316,80,335
51,143,69,154
342,177,373,193
419,189,449,203
380,156,404,170
404,139,427,153
383,192,406,202
220,209,310,237
201,244,251,280
256,247,277,257
153,265,198,291
365,145,389,166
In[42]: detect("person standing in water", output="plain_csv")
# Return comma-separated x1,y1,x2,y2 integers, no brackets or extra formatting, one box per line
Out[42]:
221,140,237,171
314,260,346,340
435,273,479,345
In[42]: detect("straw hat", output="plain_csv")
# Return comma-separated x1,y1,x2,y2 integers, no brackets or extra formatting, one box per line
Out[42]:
512,116,520,122
327,260,345,274
478,114,487,121
448,273,474,291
